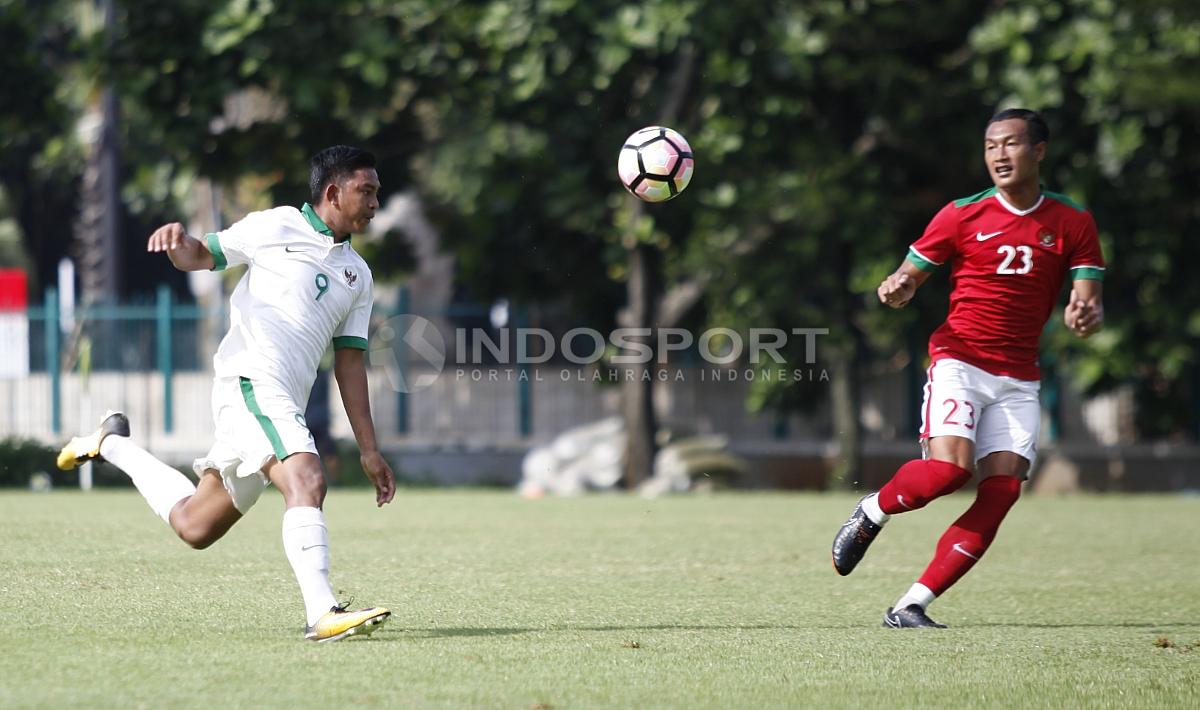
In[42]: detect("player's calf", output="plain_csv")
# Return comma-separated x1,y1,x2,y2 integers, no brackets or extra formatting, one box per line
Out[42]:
59,412,199,526
917,474,1023,595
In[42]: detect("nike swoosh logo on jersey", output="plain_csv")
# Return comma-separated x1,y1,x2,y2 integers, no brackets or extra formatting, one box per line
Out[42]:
284,246,306,253
975,231,1003,241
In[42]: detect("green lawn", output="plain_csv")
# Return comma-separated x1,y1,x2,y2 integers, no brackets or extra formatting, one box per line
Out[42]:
1,489,1197,709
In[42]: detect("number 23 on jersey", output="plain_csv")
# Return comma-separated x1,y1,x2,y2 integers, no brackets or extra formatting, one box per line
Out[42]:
996,245,1032,275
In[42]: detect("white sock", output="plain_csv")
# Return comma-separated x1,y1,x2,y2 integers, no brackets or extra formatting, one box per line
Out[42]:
894,582,936,611
99,436,196,524
861,492,891,526
282,507,338,626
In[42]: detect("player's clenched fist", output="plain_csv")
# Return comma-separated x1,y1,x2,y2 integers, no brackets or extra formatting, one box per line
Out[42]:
147,222,214,272
878,272,917,308
1064,288,1103,337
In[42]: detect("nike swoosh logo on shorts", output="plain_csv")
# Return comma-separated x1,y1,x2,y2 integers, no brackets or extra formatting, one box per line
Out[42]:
285,246,306,253
975,231,1003,241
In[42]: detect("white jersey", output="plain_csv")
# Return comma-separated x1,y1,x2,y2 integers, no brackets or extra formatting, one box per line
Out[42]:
205,204,373,406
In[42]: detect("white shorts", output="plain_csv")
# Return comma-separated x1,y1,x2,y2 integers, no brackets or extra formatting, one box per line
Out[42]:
919,358,1040,466
192,376,317,513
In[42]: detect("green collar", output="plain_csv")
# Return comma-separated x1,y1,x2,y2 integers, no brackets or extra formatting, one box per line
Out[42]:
301,203,348,242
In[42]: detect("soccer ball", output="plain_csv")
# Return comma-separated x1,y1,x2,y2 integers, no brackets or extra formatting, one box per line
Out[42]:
617,126,695,203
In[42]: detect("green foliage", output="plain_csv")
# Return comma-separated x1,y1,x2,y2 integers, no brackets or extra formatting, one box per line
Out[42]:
0,0,82,291
3,0,1198,438
0,438,58,488
0,437,129,488
970,0,1200,437
329,439,436,488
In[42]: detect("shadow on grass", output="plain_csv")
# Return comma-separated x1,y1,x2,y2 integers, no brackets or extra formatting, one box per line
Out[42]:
394,621,1200,639
962,622,1200,629
403,624,835,638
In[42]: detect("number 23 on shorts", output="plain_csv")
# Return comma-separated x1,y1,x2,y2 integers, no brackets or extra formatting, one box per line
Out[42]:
942,398,976,430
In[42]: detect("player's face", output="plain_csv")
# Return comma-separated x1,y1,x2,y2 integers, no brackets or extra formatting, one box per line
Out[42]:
332,168,381,235
984,119,1044,190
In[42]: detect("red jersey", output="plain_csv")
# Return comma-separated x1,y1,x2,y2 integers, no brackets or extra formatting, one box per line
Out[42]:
907,187,1105,381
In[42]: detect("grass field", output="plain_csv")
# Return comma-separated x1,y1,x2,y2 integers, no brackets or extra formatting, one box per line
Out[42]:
1,489,1197,709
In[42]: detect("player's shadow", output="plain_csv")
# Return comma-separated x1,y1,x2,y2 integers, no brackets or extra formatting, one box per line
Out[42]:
405,627,536,639
403,623,807,639
397,621,1200,639
965,621,1199,629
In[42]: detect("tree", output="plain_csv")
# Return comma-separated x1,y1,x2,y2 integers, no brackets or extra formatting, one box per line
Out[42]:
61,0,1200,460
969,0,1200,439
0,0,81,293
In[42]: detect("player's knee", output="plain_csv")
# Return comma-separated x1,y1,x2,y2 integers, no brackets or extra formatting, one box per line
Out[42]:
175,519,219,550
285,464,327,506
183,534,216,551
978,452,1031,481
925,436,975,472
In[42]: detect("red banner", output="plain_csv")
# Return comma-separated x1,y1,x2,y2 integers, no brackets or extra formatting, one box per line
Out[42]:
0,269,28,311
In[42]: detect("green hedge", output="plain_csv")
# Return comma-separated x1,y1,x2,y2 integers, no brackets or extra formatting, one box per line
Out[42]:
0,438,131,488
0,437,417,489
328,440,426,488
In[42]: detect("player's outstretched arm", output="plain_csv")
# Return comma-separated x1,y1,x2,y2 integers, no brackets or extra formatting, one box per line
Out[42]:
147,223,215,272
1064,279,1104,337
877,260,930,309
334,347,396,507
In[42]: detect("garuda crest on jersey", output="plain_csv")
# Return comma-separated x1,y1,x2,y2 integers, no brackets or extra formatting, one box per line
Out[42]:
343,269,358,287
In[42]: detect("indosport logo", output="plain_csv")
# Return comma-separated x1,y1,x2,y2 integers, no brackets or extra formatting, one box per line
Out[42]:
370,315,446,393
370,320,830,390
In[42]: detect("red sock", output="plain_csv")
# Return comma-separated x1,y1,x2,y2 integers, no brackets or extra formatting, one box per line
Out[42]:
918,475,1023,596
876,459,972,515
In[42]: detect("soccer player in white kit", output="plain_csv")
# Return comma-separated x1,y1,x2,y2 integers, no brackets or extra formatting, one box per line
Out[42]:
58,145,396,642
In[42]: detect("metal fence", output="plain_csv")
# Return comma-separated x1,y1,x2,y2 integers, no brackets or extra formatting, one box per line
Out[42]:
6,286,1135,467
25,285,210,435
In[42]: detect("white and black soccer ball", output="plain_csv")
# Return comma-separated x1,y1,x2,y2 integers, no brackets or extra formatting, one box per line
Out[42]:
617,126,695,203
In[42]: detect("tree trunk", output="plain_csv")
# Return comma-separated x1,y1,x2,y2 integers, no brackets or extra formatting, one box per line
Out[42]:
828,240,863,490
74,85,122,306
828,339,862,490
621,243,657,488
617,42,697,489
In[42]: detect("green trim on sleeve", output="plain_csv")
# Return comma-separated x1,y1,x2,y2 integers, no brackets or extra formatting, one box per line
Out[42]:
205,233,228,271
239,377,288,460
332,336,369,351
906,247,940,273
1070,266,1105,281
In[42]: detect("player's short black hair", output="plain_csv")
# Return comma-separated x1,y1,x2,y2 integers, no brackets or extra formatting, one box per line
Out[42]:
309,145,377,204
987,108,1049,145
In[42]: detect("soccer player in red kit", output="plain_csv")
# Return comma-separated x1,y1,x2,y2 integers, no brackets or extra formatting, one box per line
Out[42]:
831,108,1106,628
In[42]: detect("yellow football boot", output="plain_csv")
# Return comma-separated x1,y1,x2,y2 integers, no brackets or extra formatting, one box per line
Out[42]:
56,411,130,470
304,605,391,643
